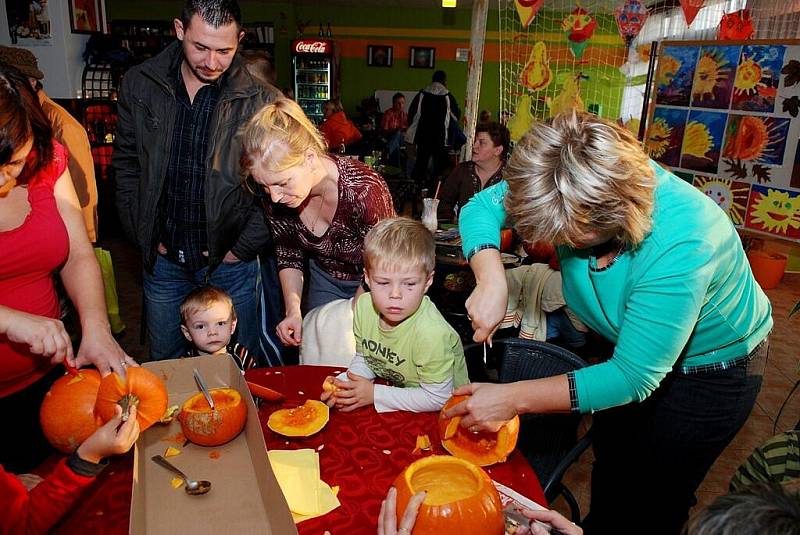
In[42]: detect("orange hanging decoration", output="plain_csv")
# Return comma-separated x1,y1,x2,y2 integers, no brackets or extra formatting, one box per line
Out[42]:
719,9,754,40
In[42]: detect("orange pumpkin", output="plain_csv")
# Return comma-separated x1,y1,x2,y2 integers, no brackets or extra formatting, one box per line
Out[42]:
438,395,520,467
40,369,103,453
178,388,248,446
267,400,329,437
393,455,505,535
95,367,168,431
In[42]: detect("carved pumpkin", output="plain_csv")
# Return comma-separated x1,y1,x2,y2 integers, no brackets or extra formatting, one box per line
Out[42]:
178,388,247,446
393,455,505,535
267,400,329,437
40,369,103,453
438,395,520,466
95,367,169,431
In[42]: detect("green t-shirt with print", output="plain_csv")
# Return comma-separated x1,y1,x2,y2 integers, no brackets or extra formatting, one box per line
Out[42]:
353,293,469,388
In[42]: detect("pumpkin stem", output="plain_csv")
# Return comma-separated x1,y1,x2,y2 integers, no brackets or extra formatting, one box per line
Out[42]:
118,394,140,422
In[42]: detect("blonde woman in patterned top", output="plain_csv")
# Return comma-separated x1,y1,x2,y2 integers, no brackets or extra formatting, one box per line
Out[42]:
242,98,395,348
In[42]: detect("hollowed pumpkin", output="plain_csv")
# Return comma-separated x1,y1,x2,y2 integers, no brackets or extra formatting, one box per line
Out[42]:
40,369,103,453
178,388,247,446
438,395,520,467
267,400,329,437
393,455,504,535
95,367,168,431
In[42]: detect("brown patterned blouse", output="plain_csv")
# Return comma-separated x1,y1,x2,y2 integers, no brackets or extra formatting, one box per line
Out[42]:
266,156,396,281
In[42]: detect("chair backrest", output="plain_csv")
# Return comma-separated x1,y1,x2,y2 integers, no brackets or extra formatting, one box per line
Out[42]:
494,338,588,492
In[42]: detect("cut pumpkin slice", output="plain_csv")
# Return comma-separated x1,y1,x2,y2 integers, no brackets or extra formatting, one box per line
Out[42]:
267,400,329,437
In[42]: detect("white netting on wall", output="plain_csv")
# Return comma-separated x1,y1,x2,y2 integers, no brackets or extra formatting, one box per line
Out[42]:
497,0,800,138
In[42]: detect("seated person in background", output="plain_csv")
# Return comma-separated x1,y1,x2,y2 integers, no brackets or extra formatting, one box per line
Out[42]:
180,285,256,372
319,99,362,151
1,405,140,535
438,121,510,220
381,92,408,165
321,217,468,413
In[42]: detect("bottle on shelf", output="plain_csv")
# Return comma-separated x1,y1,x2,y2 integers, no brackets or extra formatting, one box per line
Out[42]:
318,23,324,37
326,22,332,37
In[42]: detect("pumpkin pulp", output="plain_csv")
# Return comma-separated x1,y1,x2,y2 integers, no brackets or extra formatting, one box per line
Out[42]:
406,458,481,506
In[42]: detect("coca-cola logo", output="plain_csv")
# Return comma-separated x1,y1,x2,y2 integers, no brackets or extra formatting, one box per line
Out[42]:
294,40,330,54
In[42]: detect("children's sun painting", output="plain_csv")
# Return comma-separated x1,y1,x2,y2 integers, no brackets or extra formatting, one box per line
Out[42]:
680,110,727,174
690,45,740,109
745,185,800,238
655,45,700,107
723,114,791,166
732,45,786,113
693,175,750,226
646,107,688,167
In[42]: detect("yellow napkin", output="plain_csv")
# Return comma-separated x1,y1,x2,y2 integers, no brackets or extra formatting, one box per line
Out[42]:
268,449,340,523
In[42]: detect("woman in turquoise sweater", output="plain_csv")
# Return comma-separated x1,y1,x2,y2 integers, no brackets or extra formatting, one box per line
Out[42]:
445,113,772,535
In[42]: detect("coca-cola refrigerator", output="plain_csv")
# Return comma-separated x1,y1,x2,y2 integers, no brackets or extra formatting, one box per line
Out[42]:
292,39,336,124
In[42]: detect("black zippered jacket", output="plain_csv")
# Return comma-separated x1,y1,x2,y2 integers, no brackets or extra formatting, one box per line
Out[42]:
113,41,279,272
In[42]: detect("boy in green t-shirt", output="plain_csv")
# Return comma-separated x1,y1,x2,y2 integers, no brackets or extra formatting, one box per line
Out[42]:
321,217,468,413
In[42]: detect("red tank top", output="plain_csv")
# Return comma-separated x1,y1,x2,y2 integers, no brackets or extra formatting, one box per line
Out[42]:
0,142,69,397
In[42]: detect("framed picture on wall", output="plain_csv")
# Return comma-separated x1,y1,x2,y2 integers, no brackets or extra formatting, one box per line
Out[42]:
409,47,435,69
367,45,393,67
69,0,105,34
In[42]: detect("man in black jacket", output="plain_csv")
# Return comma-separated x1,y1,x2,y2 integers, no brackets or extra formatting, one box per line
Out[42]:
113,0,279,360
407,70,460,194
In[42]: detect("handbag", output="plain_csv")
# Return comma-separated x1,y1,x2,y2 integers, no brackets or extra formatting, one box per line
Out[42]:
94,247,126,334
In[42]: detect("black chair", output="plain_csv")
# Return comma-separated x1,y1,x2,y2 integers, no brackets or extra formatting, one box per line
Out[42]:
493,338,593,522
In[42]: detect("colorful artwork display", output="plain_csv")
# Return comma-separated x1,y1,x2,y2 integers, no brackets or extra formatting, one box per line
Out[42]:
647,39,800,242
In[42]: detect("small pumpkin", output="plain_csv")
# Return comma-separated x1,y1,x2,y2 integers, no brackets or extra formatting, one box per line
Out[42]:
178,388,247,446
267,399,329,437
393,455,505,535
95,367,169,431
40,369,103,453
438,395,520,467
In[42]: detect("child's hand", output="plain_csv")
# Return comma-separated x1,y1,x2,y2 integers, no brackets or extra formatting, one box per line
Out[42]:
334,371,374,412
320,375,338,407
76,405,140,464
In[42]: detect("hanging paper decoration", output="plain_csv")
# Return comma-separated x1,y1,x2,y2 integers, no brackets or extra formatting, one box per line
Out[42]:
520,41,553,91
514,0,545,29
679,0,704,27
508,94,534,142
561,6,597,61
719,9,754,40
549,73,587,118
614,0,649,49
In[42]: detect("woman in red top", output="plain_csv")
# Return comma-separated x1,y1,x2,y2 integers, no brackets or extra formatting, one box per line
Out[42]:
318,99,362,151
242,98,395,348
0,64,136,473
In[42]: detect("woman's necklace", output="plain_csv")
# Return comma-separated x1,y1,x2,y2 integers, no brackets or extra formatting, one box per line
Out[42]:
308,184,328,233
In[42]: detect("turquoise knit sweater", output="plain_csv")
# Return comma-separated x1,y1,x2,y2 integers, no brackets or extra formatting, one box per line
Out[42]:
460,163,772,413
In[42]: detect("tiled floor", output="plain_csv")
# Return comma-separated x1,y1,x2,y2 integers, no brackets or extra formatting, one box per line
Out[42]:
104,236,799,527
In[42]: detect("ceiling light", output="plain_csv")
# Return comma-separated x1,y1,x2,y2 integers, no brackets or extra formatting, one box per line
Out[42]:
442,0,457,7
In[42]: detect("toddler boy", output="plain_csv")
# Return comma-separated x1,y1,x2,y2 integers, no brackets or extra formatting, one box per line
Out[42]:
180,286,255,372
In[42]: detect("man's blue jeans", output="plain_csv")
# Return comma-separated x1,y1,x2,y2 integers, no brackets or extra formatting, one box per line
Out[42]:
143,255,260,360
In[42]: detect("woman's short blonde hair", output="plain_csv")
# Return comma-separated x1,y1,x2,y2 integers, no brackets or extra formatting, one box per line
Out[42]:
363,217,435,275
242,98,327,173
505,111,655,248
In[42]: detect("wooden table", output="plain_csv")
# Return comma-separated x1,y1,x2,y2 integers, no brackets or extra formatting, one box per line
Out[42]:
50,365,545,534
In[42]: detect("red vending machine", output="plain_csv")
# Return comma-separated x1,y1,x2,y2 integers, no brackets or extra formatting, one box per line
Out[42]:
292,39,335,124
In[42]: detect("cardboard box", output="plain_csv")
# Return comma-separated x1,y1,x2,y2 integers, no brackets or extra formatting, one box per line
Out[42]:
129,355,297,535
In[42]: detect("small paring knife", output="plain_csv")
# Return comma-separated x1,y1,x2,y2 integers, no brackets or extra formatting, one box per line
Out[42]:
193,368,215,411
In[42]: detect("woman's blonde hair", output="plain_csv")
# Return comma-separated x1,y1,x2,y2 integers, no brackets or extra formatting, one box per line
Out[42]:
242,98,327,173
363,217,435,275
505,111,655,248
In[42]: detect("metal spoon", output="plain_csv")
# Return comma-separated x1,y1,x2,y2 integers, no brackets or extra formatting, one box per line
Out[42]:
151,455,212,496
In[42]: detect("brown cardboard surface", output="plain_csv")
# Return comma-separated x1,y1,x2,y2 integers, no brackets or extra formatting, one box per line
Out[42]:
129,355,297,535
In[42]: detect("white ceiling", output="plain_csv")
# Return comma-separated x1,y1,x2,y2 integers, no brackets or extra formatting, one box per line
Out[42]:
246,0,476,7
